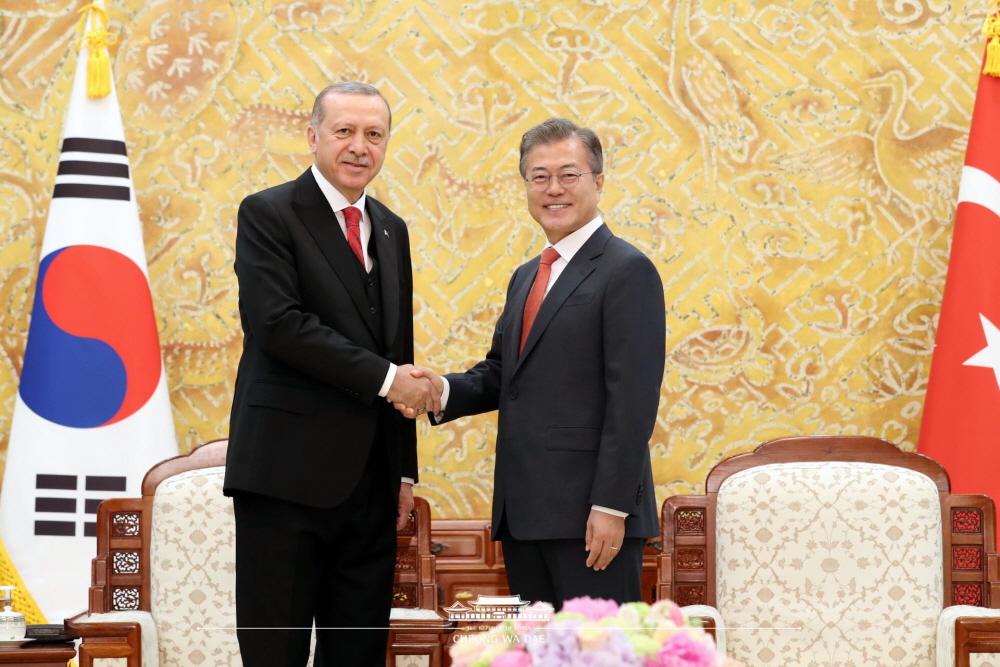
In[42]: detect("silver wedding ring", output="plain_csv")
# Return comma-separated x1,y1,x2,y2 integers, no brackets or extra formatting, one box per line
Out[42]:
417,407,426,413
610,546,619,550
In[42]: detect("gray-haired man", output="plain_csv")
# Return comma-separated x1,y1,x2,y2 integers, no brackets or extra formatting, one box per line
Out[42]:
226,82,438,666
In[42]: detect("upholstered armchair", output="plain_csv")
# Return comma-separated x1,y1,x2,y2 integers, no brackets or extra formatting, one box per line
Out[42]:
658,435,1000,667
65,439,453,667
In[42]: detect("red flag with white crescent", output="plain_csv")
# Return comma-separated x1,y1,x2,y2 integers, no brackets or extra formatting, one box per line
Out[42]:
919,43,1000,498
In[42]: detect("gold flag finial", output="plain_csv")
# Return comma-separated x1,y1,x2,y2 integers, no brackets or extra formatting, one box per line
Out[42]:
75,2,117,98
984,0,1000,77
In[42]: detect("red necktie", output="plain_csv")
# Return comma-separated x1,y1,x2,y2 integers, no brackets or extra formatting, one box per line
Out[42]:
343,206,364,267
519,247,560,355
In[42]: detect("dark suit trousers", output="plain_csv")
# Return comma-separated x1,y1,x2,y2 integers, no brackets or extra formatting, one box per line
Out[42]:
233,444,396,667
497,511,645,610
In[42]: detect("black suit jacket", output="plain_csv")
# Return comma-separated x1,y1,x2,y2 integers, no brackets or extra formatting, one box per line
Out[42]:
436,224,664,541
225,169,417,508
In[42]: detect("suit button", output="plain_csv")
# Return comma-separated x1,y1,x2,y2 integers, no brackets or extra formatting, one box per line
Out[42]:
370,307,377,314
367,278,374,286
509,389,518,400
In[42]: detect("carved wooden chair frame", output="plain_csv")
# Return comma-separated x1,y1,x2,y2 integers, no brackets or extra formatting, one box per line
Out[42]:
65,439,453,667
657,435,1000,667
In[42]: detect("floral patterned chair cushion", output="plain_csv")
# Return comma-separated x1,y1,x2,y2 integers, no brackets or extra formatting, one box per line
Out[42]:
149,467,241,667
715,461,943,666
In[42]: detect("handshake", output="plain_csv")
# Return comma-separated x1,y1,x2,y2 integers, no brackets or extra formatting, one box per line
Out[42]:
386,364,443,419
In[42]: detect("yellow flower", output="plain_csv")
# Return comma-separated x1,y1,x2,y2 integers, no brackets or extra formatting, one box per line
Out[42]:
578,626,610,651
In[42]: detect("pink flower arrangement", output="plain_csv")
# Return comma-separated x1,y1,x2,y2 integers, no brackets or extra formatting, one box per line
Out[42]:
449,597,742,667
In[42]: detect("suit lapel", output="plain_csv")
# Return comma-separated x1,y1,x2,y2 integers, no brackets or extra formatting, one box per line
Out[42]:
290,170,377,340
368,200,400,350
513,224,611,374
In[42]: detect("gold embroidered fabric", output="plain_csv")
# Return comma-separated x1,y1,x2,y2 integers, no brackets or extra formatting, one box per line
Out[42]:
0,1,988,518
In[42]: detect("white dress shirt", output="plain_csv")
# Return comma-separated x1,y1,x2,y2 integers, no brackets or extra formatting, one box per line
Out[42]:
311,167,412,486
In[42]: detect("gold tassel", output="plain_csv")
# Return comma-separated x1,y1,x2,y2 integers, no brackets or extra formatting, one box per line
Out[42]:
987,36,1000,77
86,42,112,97
75,2,116,98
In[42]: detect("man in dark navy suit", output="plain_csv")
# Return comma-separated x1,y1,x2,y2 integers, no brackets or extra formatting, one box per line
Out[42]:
225,82,439,667
404,118,665,609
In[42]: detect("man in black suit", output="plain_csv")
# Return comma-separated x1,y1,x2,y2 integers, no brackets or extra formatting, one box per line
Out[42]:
404,118,665,609
225,82,439,667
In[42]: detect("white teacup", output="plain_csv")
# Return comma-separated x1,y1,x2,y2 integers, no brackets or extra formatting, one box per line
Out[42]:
0,605,25,641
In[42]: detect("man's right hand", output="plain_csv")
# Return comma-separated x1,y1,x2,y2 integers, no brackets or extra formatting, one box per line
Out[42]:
386,364,441,415
393,367,444,418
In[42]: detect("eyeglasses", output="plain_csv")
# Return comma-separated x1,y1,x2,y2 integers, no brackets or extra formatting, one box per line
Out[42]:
525,172,597,191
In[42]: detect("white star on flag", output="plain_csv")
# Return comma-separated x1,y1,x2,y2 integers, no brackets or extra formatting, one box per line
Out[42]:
964,313,1000,391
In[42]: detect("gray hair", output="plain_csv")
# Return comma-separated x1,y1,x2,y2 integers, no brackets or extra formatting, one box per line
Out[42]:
310,82,392,132
518,118,603,179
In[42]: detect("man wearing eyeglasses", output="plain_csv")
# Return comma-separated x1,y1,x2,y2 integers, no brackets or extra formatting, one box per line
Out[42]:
403,118,665,608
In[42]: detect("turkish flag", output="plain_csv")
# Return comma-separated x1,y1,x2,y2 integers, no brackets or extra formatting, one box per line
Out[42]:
919,59,1000,498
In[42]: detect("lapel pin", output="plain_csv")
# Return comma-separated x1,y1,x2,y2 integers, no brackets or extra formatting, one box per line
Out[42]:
384,228,390,239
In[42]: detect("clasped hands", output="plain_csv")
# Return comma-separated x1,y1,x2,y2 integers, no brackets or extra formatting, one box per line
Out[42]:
386,364,443,418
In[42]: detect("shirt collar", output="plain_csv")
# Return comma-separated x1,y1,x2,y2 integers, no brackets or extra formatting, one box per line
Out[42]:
311,164,367,215
548,216,604,263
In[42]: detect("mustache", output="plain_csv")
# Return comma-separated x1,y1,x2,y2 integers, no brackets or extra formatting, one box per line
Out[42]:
342,155,371,167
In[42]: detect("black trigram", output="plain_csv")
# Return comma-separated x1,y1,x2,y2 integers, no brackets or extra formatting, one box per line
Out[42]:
52,137,131,201
34,474,126,537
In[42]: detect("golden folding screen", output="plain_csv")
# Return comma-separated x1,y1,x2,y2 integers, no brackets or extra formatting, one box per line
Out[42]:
0,0,985,517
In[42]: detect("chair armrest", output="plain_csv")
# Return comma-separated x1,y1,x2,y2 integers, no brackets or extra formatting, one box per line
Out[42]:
390,609,447,621
681,604,726,654
66,610,158,667
937,605,1000,667
391,608,457,637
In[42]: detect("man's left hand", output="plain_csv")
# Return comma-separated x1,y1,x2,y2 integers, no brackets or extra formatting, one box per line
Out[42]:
396,482,415,531
584,509,625,570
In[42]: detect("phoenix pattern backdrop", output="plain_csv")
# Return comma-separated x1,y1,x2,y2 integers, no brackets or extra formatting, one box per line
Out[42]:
0,0,988,518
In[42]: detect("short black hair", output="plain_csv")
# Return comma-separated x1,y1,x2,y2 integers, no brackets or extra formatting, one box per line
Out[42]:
518,118,603,178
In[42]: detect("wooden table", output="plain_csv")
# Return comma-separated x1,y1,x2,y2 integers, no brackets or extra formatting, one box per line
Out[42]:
0,643,75,666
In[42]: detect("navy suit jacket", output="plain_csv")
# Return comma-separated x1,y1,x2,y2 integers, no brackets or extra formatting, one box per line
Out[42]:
435,224,664,541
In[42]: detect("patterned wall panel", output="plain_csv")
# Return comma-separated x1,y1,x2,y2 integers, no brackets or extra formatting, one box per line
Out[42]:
0,0,988,518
